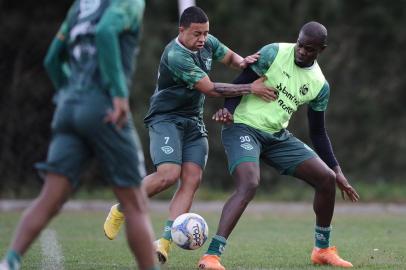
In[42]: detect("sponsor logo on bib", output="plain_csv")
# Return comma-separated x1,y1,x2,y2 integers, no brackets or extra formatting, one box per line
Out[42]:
299,83,309,95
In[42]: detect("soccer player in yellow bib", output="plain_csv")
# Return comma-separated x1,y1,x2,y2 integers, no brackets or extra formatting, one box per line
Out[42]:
198,21,360,270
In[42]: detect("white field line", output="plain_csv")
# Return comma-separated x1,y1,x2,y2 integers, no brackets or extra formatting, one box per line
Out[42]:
40,229,64,270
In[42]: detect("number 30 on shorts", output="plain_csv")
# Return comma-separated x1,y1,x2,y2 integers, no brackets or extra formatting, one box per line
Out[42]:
240,135,251,143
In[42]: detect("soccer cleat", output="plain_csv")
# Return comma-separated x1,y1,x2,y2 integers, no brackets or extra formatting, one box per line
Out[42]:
198,254,225,270
103,204,124,240
155,238,172,264
311,246,353,268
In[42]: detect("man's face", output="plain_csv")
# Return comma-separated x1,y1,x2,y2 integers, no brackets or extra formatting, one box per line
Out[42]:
178,22,209,51
294,31,325,67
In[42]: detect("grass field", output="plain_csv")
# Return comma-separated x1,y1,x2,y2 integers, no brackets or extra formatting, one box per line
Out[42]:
0,203,405,269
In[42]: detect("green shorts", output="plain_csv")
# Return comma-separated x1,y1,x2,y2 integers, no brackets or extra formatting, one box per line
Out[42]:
148,117,208,169
35,90,146,188
221,123,317,175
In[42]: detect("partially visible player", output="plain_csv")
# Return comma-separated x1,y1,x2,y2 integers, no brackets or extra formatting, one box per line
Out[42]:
0,0,159,270
198,21,359,270
103,6,277,265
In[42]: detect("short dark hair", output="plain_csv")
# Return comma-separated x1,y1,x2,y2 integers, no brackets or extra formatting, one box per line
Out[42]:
179,6,208,28
300,21,328,46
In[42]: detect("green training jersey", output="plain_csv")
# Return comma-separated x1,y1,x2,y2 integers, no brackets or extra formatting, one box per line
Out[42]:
144,35,228,124
234,43,330,133
45,0,145,97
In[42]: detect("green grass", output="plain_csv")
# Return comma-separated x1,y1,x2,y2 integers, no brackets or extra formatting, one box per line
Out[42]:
0,208,405,269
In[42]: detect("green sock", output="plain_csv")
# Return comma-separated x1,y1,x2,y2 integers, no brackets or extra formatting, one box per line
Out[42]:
315,225,332,248
5,250,21,270
162,220,174,241
206,235,227,256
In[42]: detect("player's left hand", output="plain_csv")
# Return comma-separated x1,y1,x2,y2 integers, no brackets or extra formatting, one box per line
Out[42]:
105,97,129,129
335,173,360,202
239,52,260,69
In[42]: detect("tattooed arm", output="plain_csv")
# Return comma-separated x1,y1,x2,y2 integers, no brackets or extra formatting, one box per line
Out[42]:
194,75,277,102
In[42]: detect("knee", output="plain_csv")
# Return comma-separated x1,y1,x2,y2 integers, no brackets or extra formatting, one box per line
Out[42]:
157,170,181,190
317,169,336,193
179,173,202,192
237,180,259,201
236,170,260,201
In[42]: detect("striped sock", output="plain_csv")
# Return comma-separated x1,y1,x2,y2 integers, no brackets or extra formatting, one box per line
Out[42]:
315,225,332,248
206,235,227,256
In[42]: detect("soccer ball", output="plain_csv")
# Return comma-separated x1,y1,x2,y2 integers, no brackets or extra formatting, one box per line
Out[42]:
171,213,209,250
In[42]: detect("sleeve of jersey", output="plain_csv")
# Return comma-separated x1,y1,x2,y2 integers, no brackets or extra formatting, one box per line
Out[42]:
43,21,70,90
309,81,330,111
95,0,144,97
206,34,229,62
167,51,207,89
250,43,279,76
308,108,338,169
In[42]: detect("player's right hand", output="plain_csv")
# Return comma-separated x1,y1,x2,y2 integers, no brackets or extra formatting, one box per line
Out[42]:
239,52,260,69
336,173,360,202
212,108,233,124
250,77,278,102
104,97,130,129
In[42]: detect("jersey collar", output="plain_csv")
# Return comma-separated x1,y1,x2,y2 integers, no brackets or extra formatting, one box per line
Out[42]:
295,60,317,70
176,37,198,54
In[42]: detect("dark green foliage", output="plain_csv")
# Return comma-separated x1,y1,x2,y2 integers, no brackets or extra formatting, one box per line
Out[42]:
1,0,405,196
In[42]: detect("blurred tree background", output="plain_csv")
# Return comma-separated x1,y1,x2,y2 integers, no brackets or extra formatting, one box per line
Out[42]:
0,0,405,199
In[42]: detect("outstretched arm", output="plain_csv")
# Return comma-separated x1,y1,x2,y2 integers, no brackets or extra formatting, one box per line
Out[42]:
308,107,359,202
212,67,260,123
194,74,276,101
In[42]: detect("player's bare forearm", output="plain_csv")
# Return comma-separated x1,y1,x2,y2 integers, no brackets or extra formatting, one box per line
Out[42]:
228,53,245,70
212,78,277,101
221,50,243,70
195,75,276,101
213,83,252,96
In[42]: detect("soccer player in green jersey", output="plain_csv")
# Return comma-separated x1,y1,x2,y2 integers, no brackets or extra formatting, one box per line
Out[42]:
103,6,276,265
0,1,159,270
198,21,360,270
